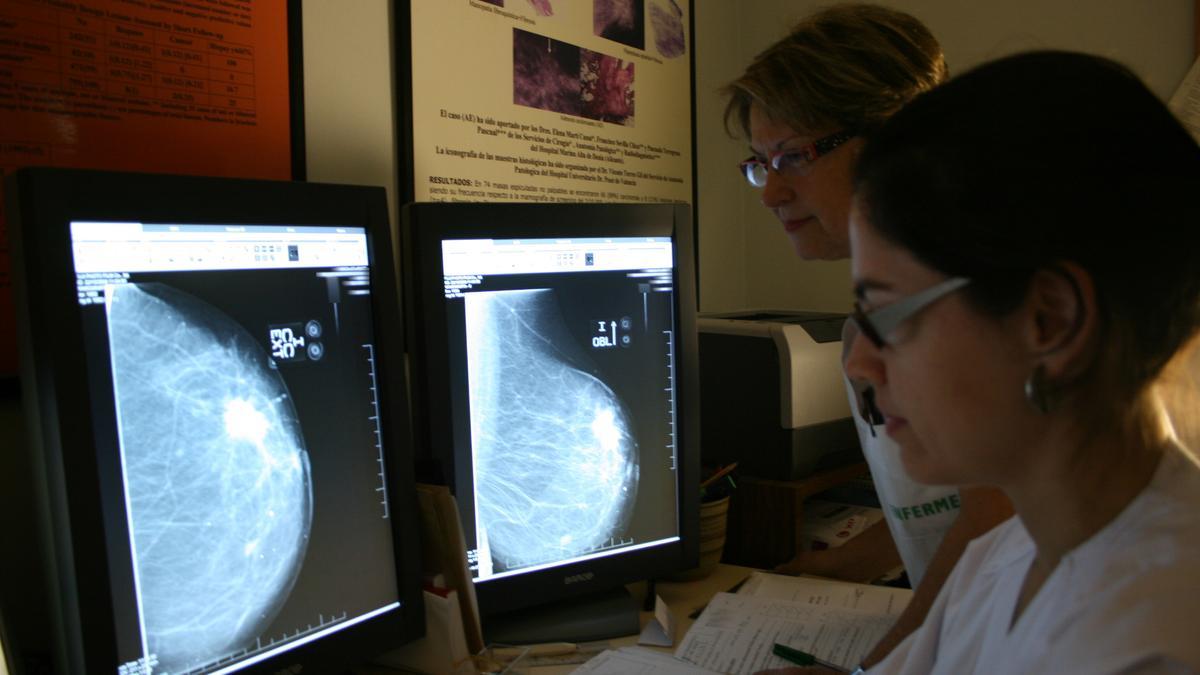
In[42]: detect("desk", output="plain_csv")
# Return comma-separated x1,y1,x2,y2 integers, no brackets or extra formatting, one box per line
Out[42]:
355,563,758,675
516,563,757,674
723,462,870,570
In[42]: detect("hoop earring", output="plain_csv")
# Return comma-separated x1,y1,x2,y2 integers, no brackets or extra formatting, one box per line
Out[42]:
1024,365,1052,414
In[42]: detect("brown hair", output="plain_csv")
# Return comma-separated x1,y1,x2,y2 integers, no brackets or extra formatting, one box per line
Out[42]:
854,51,1200,428
723,3,947,138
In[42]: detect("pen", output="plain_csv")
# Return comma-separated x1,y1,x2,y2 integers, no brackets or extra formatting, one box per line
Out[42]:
772,642,848,672
700,462,739,490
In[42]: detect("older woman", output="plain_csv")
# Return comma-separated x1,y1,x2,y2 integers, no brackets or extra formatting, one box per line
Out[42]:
723,4,1013,665
831,50,1200,674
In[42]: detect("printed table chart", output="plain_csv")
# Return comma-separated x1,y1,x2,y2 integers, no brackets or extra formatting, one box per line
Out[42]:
0,1,257,115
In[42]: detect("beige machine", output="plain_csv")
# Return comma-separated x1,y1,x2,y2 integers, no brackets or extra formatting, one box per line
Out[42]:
698,311,861,479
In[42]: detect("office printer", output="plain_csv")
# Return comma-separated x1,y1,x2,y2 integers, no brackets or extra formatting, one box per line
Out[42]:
698,310,861,480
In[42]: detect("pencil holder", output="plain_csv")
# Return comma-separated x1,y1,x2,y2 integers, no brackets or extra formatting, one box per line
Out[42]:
666,495,730,581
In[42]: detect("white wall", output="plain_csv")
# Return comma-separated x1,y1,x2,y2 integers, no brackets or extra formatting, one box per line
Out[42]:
301,0,398,228
694,0,1196,313
300,1,1194,314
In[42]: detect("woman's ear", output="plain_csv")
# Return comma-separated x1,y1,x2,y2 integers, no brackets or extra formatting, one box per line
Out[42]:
1022,262,1099,381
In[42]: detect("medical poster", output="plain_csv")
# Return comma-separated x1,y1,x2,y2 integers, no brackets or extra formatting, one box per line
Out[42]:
0,0,297,377
406,0,693,206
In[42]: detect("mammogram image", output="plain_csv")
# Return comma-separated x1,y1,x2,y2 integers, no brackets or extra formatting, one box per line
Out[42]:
464,289,639,572
107,282,312,673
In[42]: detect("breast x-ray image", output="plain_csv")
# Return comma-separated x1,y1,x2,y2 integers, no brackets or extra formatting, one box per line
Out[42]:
448,265,680,579
465,288,640,573
106,282,312,673
85,257,400,674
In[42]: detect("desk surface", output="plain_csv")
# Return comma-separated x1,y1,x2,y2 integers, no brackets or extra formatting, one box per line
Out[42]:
355,563,758,675
512,563,756,674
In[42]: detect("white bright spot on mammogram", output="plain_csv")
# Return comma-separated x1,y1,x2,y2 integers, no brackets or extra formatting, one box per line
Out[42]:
224,398,270,446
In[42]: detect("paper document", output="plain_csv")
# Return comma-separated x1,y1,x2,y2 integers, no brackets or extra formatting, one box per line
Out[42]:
572,646,724,675
676,592,895,674
639,594,678,647
738,571,912,616
1169,55,1200,143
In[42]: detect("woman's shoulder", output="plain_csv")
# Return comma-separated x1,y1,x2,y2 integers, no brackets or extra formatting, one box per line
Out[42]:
941,514,1028,592
1043,568,1200,673
962,513,1026,568
1044,450,1200,671
1118,445,1200,546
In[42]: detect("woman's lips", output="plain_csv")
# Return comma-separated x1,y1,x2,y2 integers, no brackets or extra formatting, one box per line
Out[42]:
782,217,813,233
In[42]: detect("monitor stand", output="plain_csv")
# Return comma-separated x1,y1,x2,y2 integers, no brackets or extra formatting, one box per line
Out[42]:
482,586,641,645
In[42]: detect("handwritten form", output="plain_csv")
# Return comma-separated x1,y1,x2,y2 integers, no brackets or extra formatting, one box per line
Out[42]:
675,593,892,674
737,572,913,615
674,573,913,674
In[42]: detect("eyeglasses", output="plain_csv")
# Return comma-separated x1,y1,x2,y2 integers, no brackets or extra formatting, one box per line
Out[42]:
852,276,971,348
738,130,857,188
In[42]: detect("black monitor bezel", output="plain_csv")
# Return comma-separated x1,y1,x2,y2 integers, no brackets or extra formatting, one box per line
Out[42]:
4,167,424,674
401,200,700,617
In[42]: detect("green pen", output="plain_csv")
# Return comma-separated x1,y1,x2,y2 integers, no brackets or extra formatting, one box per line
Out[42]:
771,642,849,672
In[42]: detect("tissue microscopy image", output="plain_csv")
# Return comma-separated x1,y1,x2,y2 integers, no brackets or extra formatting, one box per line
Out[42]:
594,0,645,50
649,0,685,58
464,289,640,573
513,28,583,117
582,51,635,125
527,0,553,16
513,28,636,125
107,282,312,673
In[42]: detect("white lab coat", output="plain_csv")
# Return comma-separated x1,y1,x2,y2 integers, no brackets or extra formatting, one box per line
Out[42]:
869,443,1200,674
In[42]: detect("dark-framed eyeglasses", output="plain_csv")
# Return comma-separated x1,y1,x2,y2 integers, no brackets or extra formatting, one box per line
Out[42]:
852,276,971,349
738,130,857,188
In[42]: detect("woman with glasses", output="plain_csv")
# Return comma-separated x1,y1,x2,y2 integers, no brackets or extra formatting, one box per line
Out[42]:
816,50,1200,674
722,4,1013,666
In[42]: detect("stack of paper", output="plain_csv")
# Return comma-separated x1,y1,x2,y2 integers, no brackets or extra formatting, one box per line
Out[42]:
573,646,724,675
674,572,913,674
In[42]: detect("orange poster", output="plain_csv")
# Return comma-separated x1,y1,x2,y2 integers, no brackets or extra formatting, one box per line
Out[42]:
0,0,297,377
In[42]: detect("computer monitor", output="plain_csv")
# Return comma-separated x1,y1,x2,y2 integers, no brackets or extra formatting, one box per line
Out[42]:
401,202,699,643
3,168,424,674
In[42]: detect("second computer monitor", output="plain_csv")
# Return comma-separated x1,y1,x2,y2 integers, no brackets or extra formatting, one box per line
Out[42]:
402,202,700,635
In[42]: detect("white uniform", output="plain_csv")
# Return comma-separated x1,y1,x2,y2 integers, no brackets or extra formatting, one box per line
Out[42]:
870,444,1200,674
843,320,959,587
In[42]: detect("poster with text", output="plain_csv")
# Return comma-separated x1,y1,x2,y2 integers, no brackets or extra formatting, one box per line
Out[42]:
0,0,297,377
407,0,692,207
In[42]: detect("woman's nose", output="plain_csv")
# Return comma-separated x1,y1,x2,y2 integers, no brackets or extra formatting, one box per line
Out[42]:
844,329,886,387
759,168,794,209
